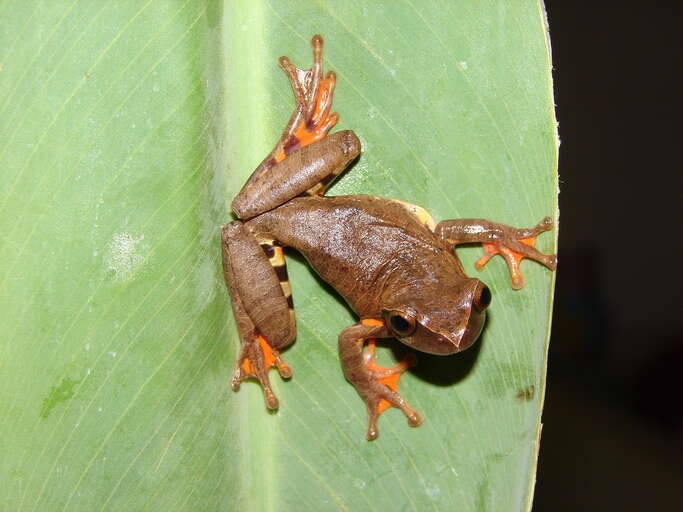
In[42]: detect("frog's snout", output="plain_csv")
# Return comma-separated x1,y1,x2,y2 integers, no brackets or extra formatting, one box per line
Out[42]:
456,280,490,352
384,279,491,355
458,307,486,352
472,281,491,313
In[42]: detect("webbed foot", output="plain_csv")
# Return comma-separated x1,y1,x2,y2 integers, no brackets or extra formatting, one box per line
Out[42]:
476,216,557,289
231,333,292,409
275,34,339,162
362,338,422,441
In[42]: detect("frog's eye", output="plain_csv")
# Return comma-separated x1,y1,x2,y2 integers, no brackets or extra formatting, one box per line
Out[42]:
386,311,417,337
473,282,491,312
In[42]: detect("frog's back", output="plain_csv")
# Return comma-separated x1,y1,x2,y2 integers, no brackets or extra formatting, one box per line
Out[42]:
247,195,456,313
248,195,438,256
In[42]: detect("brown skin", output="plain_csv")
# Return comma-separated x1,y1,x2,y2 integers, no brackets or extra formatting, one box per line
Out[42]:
221,35,557,440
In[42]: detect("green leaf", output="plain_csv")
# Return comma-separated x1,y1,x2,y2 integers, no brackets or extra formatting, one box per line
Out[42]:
0,1,557,510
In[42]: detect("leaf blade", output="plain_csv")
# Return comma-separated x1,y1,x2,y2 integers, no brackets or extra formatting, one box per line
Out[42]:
0,1,557,510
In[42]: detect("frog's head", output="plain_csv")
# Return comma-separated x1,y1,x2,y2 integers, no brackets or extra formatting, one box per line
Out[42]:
381,278,491,355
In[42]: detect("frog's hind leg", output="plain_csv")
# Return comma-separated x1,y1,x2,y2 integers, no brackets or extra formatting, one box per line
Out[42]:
273,33,339,163
221,221,296,409
231,35,360,220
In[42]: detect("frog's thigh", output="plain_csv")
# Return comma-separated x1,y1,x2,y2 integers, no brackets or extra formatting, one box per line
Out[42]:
232,130,360,220
221,221,296,349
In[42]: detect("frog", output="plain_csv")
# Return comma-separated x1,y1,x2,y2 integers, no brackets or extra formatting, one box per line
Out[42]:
221,35,557,440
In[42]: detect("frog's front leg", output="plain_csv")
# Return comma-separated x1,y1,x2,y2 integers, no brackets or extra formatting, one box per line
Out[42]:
435,217,557,289
221,222,295,409
339,319,421,440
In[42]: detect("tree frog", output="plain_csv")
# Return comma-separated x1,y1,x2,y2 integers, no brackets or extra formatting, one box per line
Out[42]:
221,35,557,440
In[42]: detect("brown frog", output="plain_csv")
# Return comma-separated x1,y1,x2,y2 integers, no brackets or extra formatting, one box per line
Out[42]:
221,35,557,440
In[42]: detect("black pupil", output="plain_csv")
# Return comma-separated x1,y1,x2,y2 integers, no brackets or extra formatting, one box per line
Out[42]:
479,285,491,307
390,315,410,333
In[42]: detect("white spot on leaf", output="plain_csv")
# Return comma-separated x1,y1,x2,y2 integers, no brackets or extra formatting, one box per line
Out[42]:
106,232,144,281
425,481,442,501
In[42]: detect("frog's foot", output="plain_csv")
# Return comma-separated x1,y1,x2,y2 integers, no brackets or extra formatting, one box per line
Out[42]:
361,335,421,441
275,34,339,162
476,216,557,290
231,333,292,410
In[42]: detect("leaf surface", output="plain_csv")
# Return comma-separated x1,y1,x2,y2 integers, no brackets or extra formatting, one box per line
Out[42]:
0,1,557,510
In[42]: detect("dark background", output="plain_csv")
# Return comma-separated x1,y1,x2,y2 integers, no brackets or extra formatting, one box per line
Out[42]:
534,3,683,510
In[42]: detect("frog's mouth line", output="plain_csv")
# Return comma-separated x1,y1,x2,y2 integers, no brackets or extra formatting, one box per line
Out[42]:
401,307,485,356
